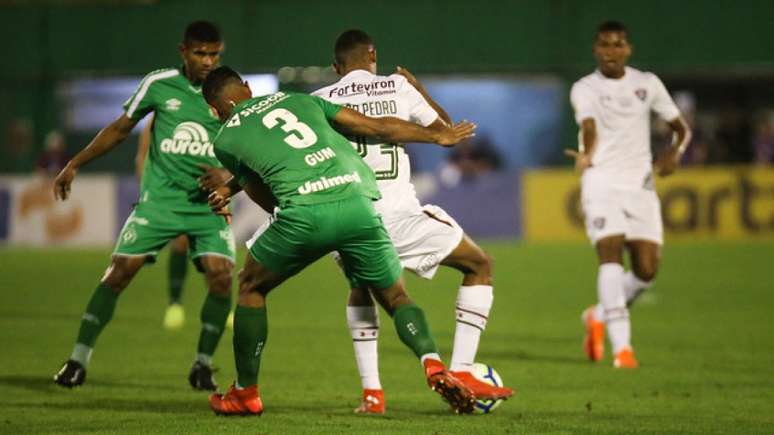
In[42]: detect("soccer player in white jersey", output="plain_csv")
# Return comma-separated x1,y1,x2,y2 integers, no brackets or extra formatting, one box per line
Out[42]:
567,21,691,368
313,29,513,413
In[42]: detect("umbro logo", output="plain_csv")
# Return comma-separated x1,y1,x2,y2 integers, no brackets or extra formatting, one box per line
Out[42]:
165,98,182,111
635,88,647,101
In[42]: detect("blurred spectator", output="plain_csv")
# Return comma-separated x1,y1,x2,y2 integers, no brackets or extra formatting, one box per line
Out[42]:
439,135,503,187
753,112,774,165
5,117,34,172
36,130,70,175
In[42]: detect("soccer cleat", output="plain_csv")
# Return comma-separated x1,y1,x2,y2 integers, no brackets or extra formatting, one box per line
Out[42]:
54,359,86,388
582,305,605,362
354,389,385,414
163,303,185,330
209,383,264,416
423,359,476,414
189,360,218,391
450,370,513,400
613,347,639,369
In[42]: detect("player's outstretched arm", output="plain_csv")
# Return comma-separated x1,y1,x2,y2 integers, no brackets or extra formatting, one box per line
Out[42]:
54,114,139,201
395,66,452,125
654,116,692,177
333,107,475,147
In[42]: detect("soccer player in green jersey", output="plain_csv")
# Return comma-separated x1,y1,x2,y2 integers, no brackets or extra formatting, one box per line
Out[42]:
136,116,232,331
200,66,480,415
53,21,234,391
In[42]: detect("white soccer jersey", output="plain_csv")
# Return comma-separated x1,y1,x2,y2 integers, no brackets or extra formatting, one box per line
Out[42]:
312,69,439,221
570,66,681,189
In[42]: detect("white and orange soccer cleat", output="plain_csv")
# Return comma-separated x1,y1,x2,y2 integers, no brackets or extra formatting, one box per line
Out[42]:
423,359,476,414
354,389,385,414
450,370,513,400
613,347,639,369
209,383,264,416
582,305,605,362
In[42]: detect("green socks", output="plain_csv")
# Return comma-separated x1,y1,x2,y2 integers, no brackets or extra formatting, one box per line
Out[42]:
72,283,120,366
393,303,439,359
168,249,188,304
233,305,268,387
197,292,232,364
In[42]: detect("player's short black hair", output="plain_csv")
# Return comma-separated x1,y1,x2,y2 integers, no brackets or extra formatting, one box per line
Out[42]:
183,20,222,45
596,20,628,37
334,29,373,65
202,66,242,104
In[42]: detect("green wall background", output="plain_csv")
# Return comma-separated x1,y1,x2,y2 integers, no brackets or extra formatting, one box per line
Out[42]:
1,0,772,172
4,0,773,78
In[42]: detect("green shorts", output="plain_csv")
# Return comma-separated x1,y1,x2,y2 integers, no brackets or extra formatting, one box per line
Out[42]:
114,203,236,268
247,195,401,290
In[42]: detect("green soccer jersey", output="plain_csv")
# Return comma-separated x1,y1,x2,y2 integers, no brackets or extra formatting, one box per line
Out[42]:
213,92,380,208
123,67,223,212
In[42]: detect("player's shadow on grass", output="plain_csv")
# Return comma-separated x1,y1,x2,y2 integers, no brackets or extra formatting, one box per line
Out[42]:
477,349,585,365
5,398,201,415
0,375,168,394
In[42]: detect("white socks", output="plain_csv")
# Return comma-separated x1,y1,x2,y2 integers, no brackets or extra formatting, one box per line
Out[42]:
594,270,652,319
346,305,381,390
623,271,652,306
70,343,93,367
450,285,494,372
597,263,631,354
347,285,494,387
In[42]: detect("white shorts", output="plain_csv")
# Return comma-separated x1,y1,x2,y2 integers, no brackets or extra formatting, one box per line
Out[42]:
581,177,663,246
334,204,464,283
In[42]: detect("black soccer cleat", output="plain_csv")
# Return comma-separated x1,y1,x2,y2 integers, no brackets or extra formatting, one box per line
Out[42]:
189,361,218,391
54,359,86,388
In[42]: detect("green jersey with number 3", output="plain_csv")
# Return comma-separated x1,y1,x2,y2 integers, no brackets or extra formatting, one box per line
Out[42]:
123,67,224,212
212,92,380,208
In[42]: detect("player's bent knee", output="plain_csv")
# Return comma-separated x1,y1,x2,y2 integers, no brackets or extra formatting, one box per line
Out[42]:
204,258,232,280
101,256,144,292
596,238,625,264
371,282,411,315
475,250,493,277
633,264,658,282
348,287,372,306
206,269,232,296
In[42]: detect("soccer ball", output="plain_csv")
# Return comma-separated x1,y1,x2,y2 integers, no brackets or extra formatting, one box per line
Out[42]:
470,362,504,414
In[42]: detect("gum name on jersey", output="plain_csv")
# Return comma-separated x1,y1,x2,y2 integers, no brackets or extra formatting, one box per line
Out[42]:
304,147,336,167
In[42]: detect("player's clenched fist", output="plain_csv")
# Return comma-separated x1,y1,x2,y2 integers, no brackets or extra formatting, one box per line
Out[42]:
654,146,680,177
564,149,593,172
208,185,233,212
198,165,232,192
53,163,78,201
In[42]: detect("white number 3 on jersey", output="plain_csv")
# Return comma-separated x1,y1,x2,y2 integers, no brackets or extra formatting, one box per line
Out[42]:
262,108,318,149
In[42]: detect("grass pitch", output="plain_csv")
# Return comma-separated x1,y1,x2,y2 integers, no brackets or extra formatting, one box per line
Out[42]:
1,241,772,434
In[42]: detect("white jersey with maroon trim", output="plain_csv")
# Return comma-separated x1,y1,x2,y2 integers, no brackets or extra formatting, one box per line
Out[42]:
570,66,681,189
313,69,439,221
